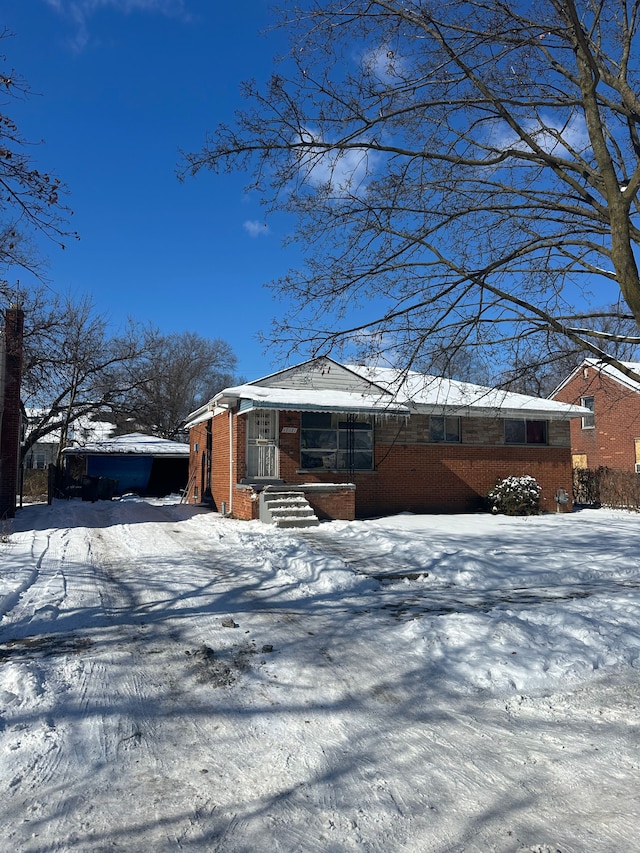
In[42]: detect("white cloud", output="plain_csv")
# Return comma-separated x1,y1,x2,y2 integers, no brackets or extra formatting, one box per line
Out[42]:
360,44,406,84
488,112,590,159
296,126,376,196
243,220,271,238
43,0,192,51
44,0,189,14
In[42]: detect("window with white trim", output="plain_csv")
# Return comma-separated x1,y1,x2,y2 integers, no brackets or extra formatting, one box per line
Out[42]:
581,396,595,429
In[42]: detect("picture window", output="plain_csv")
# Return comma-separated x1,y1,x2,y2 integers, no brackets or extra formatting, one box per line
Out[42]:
300,412,373,470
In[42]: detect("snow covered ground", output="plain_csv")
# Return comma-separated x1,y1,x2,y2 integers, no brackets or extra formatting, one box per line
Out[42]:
0,497,638,852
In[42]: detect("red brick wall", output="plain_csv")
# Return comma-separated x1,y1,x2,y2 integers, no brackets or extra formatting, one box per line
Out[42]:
187,422,205,503
190,408,573,519
306,488,355,521
211,411,230,510
0,307,24,518
189,409,253,516
233,486,259,520
278,411,302,480
553,366,640,471
361,443,571,515
278,412,572,515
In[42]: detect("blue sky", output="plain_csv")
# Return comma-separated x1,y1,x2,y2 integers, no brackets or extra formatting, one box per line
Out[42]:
2,0,299,380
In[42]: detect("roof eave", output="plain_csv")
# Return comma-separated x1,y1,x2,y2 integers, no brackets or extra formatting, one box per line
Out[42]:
410,402,590,420
238,399,409,416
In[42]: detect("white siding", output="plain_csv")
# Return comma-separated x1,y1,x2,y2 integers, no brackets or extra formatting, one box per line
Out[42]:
252,357,387,396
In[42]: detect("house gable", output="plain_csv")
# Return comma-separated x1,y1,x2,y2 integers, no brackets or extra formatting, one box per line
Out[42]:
211,357,406,417
249,356,391,397
552,358,640,400
552,358,640,472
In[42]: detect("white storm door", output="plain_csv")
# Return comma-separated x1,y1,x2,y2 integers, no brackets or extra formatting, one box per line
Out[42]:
246,409,279,478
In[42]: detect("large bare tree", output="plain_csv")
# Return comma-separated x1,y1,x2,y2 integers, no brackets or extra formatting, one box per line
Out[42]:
120,331,239,440
184,0,640,387
20,290,153,463
21,293,239,458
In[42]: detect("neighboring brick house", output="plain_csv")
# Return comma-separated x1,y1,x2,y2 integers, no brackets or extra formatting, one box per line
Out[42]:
551,358,640,472
185,357,588,522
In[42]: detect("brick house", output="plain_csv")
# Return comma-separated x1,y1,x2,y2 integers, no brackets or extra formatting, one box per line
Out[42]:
551,358,640,472
185,357,588,523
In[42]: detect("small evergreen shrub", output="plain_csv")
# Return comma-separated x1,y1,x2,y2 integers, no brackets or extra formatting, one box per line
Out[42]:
487,475,541,516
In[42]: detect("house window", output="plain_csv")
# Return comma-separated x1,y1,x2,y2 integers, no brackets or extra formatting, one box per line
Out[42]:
429,415,461,443
26,451,46,470
300,412,373,470
581,396,595,429
504,419,548,445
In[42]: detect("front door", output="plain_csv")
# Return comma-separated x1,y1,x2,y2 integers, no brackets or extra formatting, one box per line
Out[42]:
246,409,279,479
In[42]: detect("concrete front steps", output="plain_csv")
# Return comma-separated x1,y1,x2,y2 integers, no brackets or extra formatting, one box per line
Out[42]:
259,489,320,528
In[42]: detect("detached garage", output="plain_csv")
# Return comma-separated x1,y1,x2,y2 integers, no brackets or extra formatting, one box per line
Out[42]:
62,433,190,498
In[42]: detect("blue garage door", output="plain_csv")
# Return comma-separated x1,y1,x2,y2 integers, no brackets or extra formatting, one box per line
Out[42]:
87,456,154,494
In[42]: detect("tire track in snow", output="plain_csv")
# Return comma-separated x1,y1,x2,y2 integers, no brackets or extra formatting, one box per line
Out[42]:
74,506,341,849
78,519,161,763
0,524,84,826
0,513,165,849
0,566,40,621
0,527,75,634
26,504,226,849
0,522,98,850
0,527,57,623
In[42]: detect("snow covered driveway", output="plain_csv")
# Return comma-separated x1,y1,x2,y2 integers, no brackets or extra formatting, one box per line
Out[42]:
0,498,639,852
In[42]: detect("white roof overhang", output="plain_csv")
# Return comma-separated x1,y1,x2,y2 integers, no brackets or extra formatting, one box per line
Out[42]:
409,402,591,420
220,386,410,417
183,376,589,428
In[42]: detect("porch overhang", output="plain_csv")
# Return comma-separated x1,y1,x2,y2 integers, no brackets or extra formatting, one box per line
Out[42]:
237,399,410,416
218,385,410,417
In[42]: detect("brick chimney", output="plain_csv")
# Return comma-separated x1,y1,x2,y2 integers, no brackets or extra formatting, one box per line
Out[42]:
0,305,24,518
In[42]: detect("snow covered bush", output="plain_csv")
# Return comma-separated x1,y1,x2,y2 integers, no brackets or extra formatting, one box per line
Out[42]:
487,475,541,516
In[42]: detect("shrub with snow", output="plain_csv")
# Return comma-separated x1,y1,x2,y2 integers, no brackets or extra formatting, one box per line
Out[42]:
487,475,541,516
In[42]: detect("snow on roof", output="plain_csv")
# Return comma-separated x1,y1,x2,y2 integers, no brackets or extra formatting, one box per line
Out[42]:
348,365,589,419
585,358,640,392
24,410,116,446
218,384,410,416
62,432,189,457
185,358,589,427
550,357,640,399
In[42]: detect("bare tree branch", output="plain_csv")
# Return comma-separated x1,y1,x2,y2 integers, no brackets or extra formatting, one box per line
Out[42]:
183,0,640,389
